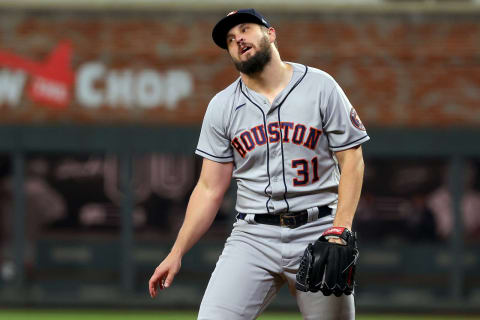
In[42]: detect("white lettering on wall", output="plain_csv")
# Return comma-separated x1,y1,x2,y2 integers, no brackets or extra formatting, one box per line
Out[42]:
0,69,26,106
106,70,134,107
76,62,105,108
32,76,68,103
164,70,192,110
76,62,193,109
136,69,163,108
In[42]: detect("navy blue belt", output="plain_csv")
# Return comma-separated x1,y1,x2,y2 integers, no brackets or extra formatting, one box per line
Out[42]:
236,205,331,228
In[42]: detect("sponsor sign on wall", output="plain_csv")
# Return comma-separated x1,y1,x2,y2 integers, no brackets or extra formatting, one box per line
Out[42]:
0,40,196,124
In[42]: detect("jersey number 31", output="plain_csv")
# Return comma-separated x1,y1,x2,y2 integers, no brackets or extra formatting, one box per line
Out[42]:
292,157,319,186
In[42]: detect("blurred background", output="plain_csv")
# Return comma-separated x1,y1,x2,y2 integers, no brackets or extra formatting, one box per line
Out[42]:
0,0,479,317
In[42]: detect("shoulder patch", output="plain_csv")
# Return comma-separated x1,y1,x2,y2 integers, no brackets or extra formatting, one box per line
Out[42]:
350,108,366,131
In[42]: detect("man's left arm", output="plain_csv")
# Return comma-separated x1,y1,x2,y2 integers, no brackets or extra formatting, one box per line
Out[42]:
333,145,365,233
295,145,364,294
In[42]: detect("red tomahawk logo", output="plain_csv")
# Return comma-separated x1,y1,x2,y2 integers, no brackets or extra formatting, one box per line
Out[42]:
0,41,74,108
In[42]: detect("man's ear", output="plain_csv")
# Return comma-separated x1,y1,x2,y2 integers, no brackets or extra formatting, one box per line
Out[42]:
268,27,276,43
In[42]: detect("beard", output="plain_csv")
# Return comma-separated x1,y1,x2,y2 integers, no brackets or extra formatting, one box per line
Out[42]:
232,36,272,75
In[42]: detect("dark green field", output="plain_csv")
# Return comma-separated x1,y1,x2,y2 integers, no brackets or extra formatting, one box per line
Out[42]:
1,310,479,320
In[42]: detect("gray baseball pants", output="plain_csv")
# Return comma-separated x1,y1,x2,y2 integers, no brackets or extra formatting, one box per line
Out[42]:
197,213,355,320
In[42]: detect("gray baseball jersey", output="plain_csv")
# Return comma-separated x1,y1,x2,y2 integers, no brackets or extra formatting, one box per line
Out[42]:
195,62,370,214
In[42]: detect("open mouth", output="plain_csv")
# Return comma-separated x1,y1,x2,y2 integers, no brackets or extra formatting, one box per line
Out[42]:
240,46,252,55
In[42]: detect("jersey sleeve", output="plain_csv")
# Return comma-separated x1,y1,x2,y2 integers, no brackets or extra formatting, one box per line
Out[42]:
322,79,370,152
195,95,234,163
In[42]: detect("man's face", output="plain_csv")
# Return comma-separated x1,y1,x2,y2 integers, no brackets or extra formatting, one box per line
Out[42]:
226,23,272,75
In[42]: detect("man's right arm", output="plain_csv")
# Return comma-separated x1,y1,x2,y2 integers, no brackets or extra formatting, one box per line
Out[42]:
148,158,233,298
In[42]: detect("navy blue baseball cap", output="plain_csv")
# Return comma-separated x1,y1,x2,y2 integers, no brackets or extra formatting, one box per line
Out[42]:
212,8,271,49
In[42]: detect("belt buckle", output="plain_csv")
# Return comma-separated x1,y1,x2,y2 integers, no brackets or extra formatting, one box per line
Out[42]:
280,214,296,228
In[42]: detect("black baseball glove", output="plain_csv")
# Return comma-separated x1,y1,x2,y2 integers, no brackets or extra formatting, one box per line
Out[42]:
295,227,358,296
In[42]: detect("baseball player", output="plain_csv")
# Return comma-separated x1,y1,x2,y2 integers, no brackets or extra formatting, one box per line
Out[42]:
149,9,369,320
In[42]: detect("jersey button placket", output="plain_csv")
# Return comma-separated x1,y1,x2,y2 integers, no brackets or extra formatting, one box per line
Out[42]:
266,110,285,213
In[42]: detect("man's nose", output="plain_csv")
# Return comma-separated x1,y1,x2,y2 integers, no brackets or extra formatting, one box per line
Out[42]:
236,36,245,45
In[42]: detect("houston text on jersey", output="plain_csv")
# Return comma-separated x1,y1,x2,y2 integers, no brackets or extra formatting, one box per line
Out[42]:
231,121,322,158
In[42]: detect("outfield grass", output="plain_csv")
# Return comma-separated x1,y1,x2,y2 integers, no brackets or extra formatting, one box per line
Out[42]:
0,310,479,319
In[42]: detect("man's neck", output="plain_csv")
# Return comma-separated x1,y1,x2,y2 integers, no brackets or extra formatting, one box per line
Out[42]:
240,55,293,100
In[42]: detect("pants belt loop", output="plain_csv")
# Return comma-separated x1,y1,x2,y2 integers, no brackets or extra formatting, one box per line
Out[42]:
244,213,257,224
307,206,319,223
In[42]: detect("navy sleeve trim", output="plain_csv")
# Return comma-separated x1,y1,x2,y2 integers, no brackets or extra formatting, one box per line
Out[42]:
329,135,370,150
195,148,234,159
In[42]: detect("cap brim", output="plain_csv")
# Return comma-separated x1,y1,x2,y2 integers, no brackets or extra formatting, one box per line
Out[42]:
212,13,266,49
